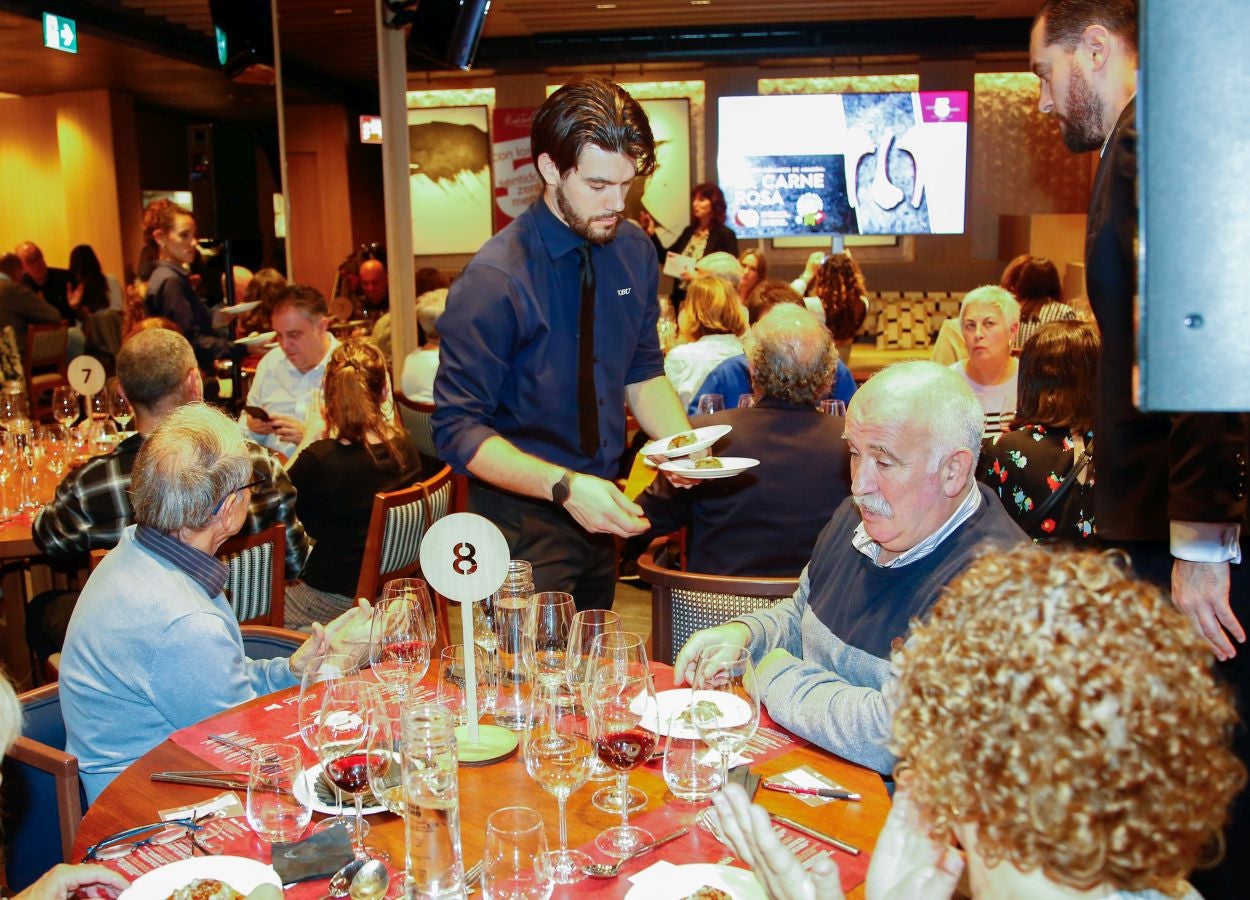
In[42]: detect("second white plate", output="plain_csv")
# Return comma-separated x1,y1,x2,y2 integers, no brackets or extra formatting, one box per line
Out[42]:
234,330,276,346
295,761,387,816
659,456,760,479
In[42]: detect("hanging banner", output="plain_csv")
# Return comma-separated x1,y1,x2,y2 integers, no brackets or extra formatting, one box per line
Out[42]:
491,107,542,232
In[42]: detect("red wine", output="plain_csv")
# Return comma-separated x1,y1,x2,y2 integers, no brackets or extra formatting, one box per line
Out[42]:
595,728,657,772
325,753,370,793
382,639,428,664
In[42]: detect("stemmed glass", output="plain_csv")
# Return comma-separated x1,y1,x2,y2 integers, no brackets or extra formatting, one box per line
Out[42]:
690,646,760,794
524,679,592,883
51,386,78,430
89,390,111,425
381,577,436,648
0,434,19,518
587,639,657,857
524,592,575,689
364,705,404,817
369,591,432,700
315,678,384,859
586,630,647,814
108,380,133,431
696,393,725,416
298,652,366,839
436,644,491,727
565,609,621,711
39,425,68,483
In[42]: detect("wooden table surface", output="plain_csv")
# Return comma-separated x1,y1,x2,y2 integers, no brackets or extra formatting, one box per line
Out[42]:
73,687,889,898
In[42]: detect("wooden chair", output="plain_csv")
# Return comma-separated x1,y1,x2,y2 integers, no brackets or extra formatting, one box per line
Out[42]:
23,323,69,421
355,463,455,648
637,538,800,665
241,623,306,660
87,522,286,626
4,683,84,891
395,391,438,459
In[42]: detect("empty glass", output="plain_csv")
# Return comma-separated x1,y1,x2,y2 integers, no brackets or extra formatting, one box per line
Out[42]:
695,393,725,416
817,398,846,416
737,393,756,409
691,646,761,793
245,743,312,843
524,592,575,688
483,807,553,900
662,710,722,802
51,386,78,429
365,705,404,817
436,644,491,727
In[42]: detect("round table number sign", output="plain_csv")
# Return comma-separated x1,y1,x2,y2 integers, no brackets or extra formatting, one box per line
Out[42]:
67,355,106,397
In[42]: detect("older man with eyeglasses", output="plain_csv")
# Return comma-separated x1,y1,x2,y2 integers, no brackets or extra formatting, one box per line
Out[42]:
58,403,371,802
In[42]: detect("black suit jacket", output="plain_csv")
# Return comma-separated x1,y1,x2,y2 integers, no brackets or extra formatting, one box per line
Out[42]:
650,223,740,304
22,267,72,322
636,399,851,576
1087,98,1249,541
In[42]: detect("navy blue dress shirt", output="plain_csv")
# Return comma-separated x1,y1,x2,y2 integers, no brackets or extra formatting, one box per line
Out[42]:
433,199,664,481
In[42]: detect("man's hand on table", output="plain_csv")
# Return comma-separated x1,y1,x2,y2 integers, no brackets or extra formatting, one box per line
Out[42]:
865,785,963,900
1172,558,1245,660
564,473,651,537
16,863,129,900
673,622,751,686
711,783,845,900
289,597,373,677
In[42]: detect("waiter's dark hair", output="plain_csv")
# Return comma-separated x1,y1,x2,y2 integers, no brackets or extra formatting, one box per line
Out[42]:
531,77,656,179
1035,0,1138,54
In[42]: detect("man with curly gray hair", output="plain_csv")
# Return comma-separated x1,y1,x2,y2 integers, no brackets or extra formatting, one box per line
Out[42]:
59,403,371,801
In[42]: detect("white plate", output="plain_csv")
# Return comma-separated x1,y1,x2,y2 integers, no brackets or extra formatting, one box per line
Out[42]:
641,424,732,459
634,689,754,738
234,331,276,346
220,301,260,315
295,761,387,816
625,863,766,900
119,856,280,900
659,457,759,479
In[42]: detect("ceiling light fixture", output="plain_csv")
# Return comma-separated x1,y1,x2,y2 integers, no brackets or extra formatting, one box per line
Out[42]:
596,3,617,8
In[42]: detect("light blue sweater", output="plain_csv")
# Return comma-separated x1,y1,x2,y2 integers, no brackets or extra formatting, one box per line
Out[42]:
60,526,297,801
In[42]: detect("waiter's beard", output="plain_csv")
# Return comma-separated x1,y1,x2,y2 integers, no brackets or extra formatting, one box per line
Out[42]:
1057,65,1108,154
555,182,621,246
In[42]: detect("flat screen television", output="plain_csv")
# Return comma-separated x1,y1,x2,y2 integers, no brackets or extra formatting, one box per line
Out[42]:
717,91,969,238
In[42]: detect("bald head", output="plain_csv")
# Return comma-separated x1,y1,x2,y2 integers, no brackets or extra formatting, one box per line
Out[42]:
14,241,47,284
746,304,836,405
359,259,387,304
117,329,200,424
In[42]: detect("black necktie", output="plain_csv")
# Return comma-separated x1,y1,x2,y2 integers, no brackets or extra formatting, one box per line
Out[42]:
575,243,600,458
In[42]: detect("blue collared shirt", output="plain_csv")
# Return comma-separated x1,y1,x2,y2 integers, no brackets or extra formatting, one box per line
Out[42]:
432,198,665,481
135,524,229,598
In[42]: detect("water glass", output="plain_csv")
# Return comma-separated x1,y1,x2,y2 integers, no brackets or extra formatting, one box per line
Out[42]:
436,644,491,727
817,398,846,416
365,706,404,817
483,807,554,900
737,393,756,409
402,703,464,899
524,592,575,688
493,561,534,730
691,646,761,793
695,393,724,416
662,710,722,802
245,743,312,843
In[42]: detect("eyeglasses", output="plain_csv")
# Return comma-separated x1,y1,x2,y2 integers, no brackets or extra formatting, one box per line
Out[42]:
83,817,223,860
211,475,267,515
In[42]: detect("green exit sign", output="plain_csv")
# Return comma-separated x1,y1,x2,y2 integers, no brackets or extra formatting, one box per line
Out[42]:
42,12,77,54
215,26,228,66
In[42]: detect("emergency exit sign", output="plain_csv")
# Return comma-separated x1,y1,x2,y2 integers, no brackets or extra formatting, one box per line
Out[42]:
43,12,77,54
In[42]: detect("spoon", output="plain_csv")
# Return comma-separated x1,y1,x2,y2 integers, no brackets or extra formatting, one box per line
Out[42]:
582,826,690,879
326,859,366,899
349,859,390,900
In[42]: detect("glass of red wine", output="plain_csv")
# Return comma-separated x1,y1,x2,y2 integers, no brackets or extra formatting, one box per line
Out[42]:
586,630,648,814
315,677,384,859
369,588,433,701
587,641,657,858
298,652,362,838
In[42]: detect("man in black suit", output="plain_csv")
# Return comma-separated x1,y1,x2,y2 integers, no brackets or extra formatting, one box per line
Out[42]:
636,303,850,576
1032,3,1248,892
15,241,72,321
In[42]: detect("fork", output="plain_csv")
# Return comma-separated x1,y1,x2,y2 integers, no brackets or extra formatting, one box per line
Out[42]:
463,859,484,894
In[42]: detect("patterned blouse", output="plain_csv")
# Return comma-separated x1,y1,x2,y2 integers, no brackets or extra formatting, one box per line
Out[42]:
1014,301,1080,351
979,423,1096,542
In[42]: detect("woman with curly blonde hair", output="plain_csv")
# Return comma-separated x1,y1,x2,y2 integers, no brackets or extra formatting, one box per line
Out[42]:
713,546,1245,900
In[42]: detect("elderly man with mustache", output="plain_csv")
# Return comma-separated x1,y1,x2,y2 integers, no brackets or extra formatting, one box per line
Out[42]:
675,361,1026,773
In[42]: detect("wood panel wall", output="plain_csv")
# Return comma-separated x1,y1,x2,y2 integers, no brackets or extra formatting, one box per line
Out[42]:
285,104,353,300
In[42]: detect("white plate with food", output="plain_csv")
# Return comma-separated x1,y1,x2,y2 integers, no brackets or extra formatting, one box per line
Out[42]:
634,689,755,738
233,331,276,347
624,862,766,900
119,857,280,900
642,424,732,459
659,457,759,479
219,301,260,315
294,761,387,816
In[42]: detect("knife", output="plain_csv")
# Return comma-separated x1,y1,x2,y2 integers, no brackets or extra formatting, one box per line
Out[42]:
152,772,249,789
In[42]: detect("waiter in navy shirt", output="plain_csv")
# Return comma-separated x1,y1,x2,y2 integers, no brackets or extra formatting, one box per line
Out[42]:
433,77,693,610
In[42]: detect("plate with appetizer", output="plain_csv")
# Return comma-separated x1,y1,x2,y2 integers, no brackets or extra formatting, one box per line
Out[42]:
218,301,260,315
294,760,388,816
634,689,755,738
119,859,281,900
658,456,759,479
233,331,276,347
624,862,766,900
641,425,732,459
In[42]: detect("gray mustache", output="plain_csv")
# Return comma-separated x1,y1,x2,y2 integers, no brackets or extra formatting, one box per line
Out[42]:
852,494,893,517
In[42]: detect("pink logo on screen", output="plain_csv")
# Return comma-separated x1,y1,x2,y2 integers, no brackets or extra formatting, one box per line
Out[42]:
919,92,968,123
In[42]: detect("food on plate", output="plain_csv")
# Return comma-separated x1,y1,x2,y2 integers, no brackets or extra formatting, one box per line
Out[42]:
168,879,245,900
694,457,724,470
675,699,722,727
669,431,699,450
680,887,733,900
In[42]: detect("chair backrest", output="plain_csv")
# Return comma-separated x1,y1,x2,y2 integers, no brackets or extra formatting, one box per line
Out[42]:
637,542,800,665
26,323,69,371
355,463,454,646
3,684,84,891
240,624,306,660
395,392,438,459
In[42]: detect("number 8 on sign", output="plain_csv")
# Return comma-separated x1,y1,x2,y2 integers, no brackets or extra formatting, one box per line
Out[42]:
452,542,477,575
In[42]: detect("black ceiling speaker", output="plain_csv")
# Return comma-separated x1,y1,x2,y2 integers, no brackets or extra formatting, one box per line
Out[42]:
408,0,491,71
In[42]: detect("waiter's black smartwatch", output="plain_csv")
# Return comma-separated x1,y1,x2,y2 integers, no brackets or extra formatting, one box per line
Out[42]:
551,470,574,506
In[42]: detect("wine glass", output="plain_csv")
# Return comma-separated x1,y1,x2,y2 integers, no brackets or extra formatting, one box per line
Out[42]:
564,609,621,711
245,742,313,843
483,807,554,900
298,652,365,838
364,705,403,817
51,386,78,429
89,390,111,424
524,592,575,689
369,592,432,700
316,678,384,859
39,425,68,483
695,393,724,416
587,630,648,814
0,433,18,517
523,679,592,884
381,577,436,648
690,645,760,794
587,643,657,857
108,380,133,431
737,393,756,409
817,398,846,416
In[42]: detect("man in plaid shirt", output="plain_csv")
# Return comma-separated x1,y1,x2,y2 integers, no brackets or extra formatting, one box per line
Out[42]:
29,328,310,660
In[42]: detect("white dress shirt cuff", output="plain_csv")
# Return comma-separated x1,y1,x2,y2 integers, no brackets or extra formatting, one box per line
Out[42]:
1170,520,1242,564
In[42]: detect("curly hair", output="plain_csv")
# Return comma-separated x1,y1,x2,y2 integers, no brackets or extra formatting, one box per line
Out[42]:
677,275,745,342
141,198,192,245
322,339,407,469
812,252,867,343
746,305,836,405
690,182,728,230
891,547,1245,895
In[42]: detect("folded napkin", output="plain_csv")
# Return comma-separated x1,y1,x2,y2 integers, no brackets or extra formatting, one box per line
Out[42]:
270,821,354,885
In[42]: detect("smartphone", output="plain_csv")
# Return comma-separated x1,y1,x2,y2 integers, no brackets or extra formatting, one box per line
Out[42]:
245,405,271,422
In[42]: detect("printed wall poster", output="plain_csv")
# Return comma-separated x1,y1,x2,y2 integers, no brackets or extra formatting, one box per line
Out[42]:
409,105,492,254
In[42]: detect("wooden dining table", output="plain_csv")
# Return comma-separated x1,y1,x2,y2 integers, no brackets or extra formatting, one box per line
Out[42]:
72,668,890,899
